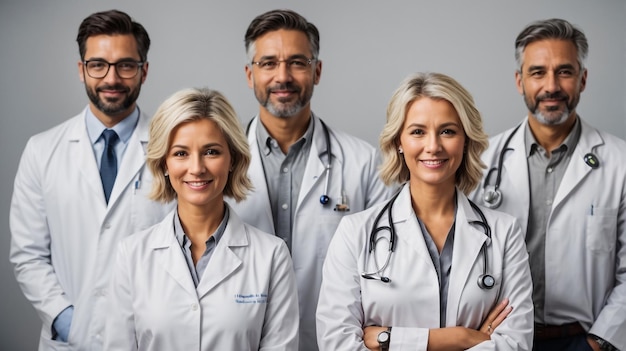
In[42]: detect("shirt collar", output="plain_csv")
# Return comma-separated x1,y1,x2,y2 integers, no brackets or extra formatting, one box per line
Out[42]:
524,116,581,157
85,106,140,144
256,115,315,156
173,205,230,248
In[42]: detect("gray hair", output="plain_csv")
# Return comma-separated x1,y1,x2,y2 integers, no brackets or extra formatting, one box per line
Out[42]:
244,9,320,62
515,18,588,72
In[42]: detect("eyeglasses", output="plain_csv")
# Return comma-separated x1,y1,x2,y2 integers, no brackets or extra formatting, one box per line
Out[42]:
250,58,316,72
83,60,145,79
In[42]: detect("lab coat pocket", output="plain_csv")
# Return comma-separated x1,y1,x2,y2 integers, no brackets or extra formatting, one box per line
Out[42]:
585,207,617,252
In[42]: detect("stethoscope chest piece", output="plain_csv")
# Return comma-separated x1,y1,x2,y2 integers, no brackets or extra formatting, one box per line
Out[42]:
482,186,503,209
584,153,600,169
478,274,496,290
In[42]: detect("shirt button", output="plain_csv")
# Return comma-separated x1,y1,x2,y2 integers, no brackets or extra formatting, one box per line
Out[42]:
281,203,288,210
547,167,553,173
282,167,289,173
546,199,552,206
191,303,199,311
103,223,111,229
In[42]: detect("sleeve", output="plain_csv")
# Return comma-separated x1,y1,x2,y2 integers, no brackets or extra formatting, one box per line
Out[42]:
9,138,72,334
259,240,300,351
588,173,626,350
103,241,138,351
316,217,370,351
471,218,534,351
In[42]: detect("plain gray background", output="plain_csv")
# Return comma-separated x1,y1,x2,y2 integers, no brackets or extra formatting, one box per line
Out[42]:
1,0,625,349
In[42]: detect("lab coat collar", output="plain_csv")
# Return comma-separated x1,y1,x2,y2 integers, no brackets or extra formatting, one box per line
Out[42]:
552,118,604,210
245,117,275,233
149,204,248,299
67,107,150,210
391,184,489,325
447,192,490,325
299,113,344,206
108,112,150,207
247,113,345,210
68,108,105,210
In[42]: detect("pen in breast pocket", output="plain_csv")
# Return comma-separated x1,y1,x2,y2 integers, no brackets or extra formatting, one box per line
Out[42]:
133,174,142,194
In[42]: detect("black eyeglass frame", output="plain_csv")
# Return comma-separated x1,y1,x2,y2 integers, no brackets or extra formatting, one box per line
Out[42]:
82,60,145,79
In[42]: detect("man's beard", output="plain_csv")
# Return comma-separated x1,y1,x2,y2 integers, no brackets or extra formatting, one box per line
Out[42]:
86,83,140,116
256,82,313,118
525,91,578,125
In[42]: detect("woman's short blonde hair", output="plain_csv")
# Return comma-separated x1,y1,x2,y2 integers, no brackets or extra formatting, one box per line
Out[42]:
147,87,252,203
379,72,488,194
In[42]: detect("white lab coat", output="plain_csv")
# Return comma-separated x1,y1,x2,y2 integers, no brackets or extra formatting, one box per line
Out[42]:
470,117,626,350
103,206,300,351
226,114,393,351
317,185,534,351
9,108,174,351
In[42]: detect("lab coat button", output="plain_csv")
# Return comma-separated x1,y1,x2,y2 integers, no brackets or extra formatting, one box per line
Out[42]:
281,203,288,210
191,303,199,311
103,223,111,229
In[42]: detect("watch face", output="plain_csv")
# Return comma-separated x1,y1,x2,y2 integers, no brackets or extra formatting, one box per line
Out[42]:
377,331,390,343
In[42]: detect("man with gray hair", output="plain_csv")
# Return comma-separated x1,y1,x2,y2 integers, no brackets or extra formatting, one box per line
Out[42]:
226,9,392,351
472,18,625,351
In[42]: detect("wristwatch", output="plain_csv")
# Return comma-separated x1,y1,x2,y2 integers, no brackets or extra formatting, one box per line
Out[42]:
589,334,617,351
377,327,391,351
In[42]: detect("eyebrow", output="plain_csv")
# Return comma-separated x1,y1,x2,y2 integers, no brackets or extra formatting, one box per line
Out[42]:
84,57,141,62
170,142,224,150
527,63,577,72
255,53,310,61
406,122,462,129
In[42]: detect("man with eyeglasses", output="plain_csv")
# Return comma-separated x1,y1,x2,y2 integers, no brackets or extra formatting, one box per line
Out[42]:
226,9,393,351
10,10,173,351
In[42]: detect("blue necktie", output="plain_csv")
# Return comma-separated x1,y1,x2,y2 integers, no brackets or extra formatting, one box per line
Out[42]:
100,129,119,203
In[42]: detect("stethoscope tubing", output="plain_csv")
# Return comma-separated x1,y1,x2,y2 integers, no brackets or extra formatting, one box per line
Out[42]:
364,190,495,288
246,116,335,207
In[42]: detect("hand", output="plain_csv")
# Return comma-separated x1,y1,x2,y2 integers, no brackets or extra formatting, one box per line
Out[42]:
479,298,513,336
587,336,602,351
363,326,389,350
52,306,74,342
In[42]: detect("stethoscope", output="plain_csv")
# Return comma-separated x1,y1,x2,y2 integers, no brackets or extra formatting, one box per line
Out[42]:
482,122,601,209
361,190,496,290
246,117,349,211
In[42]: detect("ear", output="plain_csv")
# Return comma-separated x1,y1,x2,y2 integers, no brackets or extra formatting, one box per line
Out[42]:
140,61,149,84
515,70,524,95
245,64,254,89
313,59,322,85
78,61,85,83
579,68,588,93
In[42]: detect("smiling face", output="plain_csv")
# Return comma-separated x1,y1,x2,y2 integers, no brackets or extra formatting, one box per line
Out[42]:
165,118,232,212
245,29,321,120
78,34,148,127
516,39,587,126
399,97,466,191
